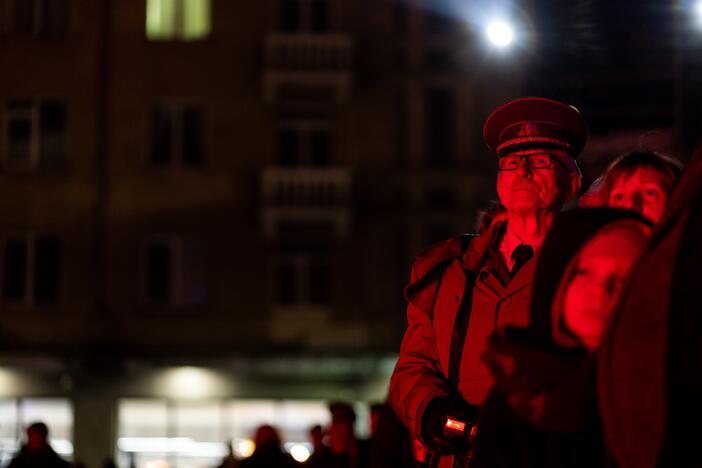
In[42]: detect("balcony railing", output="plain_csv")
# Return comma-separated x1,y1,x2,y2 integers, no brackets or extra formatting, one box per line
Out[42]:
261,166,352,237
265,33,353,71
263,33,353,101
261,166,351,205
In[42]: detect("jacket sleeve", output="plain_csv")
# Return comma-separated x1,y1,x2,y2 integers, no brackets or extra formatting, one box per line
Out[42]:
388,263,452,443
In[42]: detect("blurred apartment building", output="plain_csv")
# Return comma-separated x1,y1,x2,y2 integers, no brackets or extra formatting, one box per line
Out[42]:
0,0,519,466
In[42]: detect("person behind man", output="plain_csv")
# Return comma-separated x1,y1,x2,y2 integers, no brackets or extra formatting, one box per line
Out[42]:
388,97,585,468
7,422,69,468
239,424,297,468
579,151,683,224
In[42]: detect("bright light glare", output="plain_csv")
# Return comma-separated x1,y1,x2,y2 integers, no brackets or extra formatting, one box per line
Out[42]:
290,444,311,463
159,367,221,399
234,439,255,458
144,462,169,468
695,1,702,22
486,21,514,47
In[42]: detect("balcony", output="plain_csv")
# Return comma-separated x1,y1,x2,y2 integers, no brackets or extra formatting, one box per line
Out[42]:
261,166,351,238
262,33,353,102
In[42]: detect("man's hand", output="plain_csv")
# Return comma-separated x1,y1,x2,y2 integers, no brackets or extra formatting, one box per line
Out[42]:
420,396,479,454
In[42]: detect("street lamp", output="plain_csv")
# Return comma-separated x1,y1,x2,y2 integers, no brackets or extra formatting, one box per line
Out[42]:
486,20,514,47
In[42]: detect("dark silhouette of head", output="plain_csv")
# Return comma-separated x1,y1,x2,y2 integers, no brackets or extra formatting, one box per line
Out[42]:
26,422,49,451
253,425,282,452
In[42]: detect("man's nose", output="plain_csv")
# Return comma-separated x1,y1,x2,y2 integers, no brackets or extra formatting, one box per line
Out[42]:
515,157,533,177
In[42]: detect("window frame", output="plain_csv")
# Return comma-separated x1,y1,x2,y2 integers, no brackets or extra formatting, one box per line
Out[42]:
7,0,68,38
273,250,331,306
3,98,66,170
1,232,62,307
276,120,332,167
277,0,331,33
142,235,184,307
149,101,205,168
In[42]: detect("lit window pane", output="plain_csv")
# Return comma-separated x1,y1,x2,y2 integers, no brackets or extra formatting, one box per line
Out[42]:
0,400,19,467
117,399,169,468
173,403,227,465
146,0,209,40
182,0,210,40
146,0,177,39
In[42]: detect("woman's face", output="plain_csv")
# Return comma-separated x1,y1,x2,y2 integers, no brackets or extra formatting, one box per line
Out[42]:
561,225,647,350
607,168,669,224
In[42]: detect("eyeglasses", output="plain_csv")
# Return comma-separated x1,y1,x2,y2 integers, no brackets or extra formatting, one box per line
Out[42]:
498,153,563,171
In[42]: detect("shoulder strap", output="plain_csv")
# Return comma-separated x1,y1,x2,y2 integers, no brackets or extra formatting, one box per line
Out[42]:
448,269,478,386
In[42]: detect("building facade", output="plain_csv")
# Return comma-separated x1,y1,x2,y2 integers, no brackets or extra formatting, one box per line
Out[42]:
0,1,519,466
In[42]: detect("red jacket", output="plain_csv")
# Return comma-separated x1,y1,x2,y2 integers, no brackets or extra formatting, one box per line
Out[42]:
389,219,538,468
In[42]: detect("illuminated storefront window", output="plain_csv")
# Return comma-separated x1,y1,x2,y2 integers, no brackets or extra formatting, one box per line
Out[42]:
117,399,331,468
146,0,211,41
0,398,73,466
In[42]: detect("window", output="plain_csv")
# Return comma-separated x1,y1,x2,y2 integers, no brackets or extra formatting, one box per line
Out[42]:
278,0,329,33
9,0,68,38
144,236,206,306
275,251,331,305
146,240,175,304
150,103,204,167
276,124,332,167
4,99,65,169
0,398,73,467
424,88,454,166
146,0,211,41
2,235,61,306
117,398,332,468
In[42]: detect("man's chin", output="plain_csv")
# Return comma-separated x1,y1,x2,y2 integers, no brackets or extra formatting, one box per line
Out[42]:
506,201,541,215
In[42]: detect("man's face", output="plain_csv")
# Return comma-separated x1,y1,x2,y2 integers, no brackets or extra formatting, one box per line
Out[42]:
496,148,579,215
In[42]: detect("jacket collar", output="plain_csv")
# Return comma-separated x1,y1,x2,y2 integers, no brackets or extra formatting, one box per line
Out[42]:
463,218,506,273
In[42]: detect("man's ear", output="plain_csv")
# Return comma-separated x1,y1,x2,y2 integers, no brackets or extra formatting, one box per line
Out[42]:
566,172,582,203
496,172,506,205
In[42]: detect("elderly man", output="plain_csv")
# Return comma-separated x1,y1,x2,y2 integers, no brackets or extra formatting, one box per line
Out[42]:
388,97,585,468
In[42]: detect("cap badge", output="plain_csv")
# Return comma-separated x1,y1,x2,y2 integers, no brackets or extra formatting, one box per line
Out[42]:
517,121,540,137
